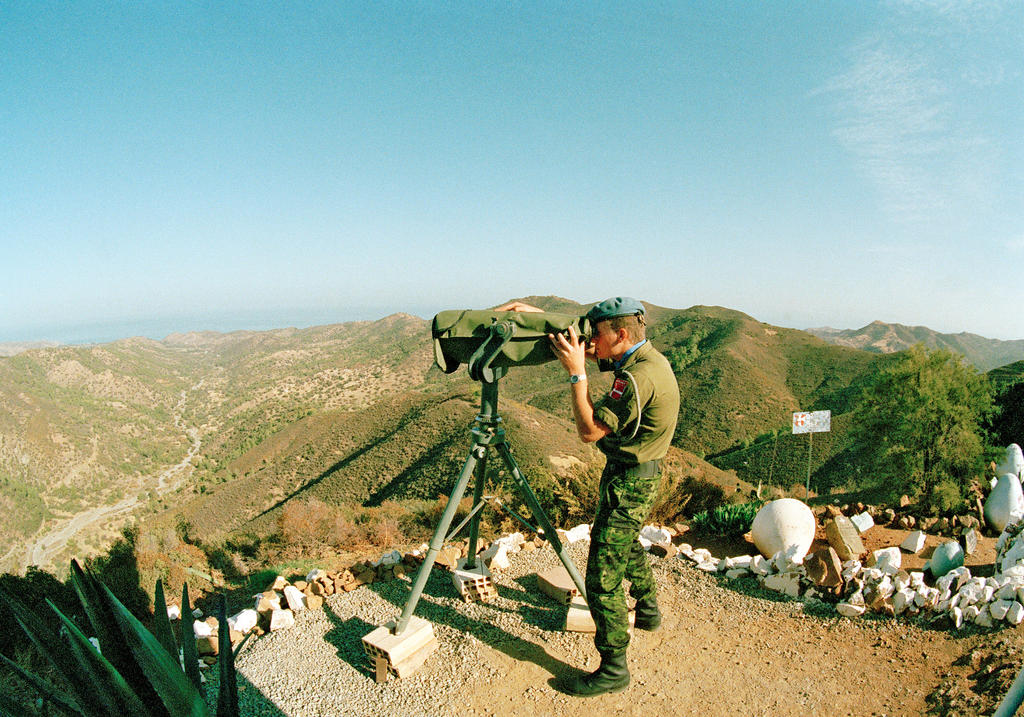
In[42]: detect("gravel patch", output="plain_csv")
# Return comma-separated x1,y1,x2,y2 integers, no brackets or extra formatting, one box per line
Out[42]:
203,542,717,716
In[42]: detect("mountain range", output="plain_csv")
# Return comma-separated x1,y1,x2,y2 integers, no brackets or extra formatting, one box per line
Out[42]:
2,299,1022,574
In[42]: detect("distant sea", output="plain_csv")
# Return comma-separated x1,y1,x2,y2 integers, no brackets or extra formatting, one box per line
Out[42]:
0,306,435,346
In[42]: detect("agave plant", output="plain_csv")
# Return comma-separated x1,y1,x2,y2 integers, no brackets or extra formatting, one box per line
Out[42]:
0,560,241,716
691,500,763,538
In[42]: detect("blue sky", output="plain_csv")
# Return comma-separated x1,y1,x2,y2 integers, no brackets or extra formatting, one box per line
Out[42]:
2,2,1022,343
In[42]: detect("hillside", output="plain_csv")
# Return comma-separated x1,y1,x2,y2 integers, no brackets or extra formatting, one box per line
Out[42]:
807,320,1024,371
0,298,895,573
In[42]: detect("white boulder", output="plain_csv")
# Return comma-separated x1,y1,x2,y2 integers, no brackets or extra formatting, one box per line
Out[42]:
996,444,1024,478
1008,601,1024,625
985,474,1024,532
639,525,672,548
750,499,816,562
166,604,181,621
836,602,865,617
481,541,511,570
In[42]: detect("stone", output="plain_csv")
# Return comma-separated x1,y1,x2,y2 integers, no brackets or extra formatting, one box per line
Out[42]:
306,568,327,582
929,541,965,578
495,532,525,552
985,474,1024,532
193,621,214,638
196,635,218,657
228,609,258,634
639,525,672,547
750,555,772,576
836,602,865,617
850,512,874,534
481,541,510,570
892,588,915,615
304,594,323,611
825,516,865,562
1008,601,1024,625
434,546,463,571
254,591,281,613
900,531,927,554
270,576,289,591
804,547,843,588
952,606,964,629
976,609,994,627
962,528,979,556
899,495,911,508
269,609,295,631
867,547,901,574
764,572,802,598
649,542,677,559
562,524,591,543
283,585,307,612
881,508,897,525
725,568,749,579
166,604,181,621
750,499,816,562
990,599,1012,621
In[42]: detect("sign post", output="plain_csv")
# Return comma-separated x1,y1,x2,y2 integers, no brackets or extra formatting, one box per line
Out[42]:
792,410,831,499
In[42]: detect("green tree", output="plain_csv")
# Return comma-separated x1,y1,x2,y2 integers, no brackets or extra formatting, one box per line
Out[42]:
852,344,992,508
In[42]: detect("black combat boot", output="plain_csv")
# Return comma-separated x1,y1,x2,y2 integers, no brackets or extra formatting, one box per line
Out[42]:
632,596,661,631
565,652,630,697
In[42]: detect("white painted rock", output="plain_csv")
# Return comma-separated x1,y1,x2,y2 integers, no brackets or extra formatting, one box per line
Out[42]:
166,604,181,621
750,499,815,562
850,512,874,534
306,569,327,582
996,444,1024,478
375,550,402,567
640,525,672,548
228,609,259,634
985,474,1024,532
193,621,214,638
495,532,525,552
764,572,802,598
283,585,307,611
867,547,901,574
1008,601,1024,625
900,531,926,554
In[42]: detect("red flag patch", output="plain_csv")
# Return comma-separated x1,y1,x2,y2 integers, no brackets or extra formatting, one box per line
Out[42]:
609,378,628,400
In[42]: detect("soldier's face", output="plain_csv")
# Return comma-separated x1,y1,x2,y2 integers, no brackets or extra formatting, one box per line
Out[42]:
588,321,624,360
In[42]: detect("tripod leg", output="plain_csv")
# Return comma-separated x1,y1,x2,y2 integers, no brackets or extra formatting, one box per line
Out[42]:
495,442,588,601
465,449,489,569
394,445,483,635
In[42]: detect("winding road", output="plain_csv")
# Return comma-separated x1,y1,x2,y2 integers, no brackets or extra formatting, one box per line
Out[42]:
16,382,204,572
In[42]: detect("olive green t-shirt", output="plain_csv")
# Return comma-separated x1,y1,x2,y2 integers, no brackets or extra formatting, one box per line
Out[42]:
593,341,680,464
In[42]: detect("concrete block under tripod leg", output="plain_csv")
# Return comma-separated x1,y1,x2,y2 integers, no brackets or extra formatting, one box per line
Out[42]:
361,616,438,681
565,596,636,633
452,557,498,603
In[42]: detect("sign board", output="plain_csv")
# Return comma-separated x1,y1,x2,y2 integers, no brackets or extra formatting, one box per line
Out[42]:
792,410,831,434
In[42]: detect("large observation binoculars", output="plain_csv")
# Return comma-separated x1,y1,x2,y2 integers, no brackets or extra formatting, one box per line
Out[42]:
432,310,591,381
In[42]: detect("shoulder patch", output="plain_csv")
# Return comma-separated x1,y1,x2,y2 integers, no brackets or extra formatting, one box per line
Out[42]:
609,377,628,400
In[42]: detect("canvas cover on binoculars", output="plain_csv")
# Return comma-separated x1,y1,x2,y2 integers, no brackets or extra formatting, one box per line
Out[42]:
432,310,591,374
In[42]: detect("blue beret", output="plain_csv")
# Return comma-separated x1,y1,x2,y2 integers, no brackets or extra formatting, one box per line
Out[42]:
586,297,646,322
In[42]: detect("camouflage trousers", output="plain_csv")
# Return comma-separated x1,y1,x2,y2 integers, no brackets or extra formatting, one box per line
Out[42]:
585,461,660,657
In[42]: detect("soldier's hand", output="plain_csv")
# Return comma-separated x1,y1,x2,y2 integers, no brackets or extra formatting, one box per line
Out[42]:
548,325,586,375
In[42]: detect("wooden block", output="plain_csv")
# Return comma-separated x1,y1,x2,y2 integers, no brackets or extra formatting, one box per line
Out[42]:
361,617,436,669
537,566,579,605
564,596,635,633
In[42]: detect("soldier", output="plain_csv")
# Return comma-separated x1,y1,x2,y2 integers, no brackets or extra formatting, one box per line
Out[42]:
498,297,680,696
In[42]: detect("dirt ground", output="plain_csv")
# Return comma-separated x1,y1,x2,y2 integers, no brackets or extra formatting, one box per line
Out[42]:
454,530,1017,717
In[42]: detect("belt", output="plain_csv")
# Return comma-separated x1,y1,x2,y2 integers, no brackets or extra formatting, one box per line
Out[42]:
607,459,661,478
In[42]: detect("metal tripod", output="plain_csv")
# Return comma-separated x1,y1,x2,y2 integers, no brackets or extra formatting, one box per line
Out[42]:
393,323,589,635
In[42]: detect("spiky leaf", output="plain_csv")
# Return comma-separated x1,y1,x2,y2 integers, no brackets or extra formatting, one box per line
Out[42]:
181,584,202,693
0,651,81,715
215,595,239,717
152,580,179,662
98,583,207,717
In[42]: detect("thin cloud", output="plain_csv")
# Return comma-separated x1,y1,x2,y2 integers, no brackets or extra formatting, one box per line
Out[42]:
817,3,1015,228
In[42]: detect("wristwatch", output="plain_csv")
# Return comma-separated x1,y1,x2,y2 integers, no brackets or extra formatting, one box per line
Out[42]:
569,373,587,384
